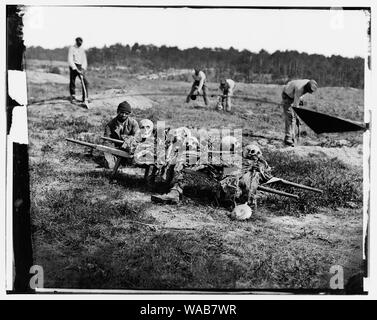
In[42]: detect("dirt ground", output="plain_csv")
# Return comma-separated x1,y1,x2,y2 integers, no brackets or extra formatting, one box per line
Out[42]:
26,65,366,292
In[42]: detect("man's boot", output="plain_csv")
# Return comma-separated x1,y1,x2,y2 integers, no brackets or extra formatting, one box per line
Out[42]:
82,99,90,109
70,95,77,103
284,137,295,147
151,189,181,204
284,140,294,147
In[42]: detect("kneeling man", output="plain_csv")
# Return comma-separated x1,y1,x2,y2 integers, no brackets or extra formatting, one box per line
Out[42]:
103,100,139,168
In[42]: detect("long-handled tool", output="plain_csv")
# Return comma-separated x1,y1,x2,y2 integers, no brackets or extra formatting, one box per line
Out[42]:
263,177,323,194
296,117,301,142
101,136,124,145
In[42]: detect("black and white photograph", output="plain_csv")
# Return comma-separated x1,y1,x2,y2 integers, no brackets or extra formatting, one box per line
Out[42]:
3,2,375,296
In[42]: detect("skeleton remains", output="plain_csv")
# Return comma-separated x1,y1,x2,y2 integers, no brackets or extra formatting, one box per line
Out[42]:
67,121,323,220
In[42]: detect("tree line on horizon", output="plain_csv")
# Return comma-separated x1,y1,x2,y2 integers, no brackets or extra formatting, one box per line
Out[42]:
25,43,364,88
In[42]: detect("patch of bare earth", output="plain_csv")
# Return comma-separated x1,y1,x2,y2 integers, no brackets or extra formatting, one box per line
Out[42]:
279,145,363,169
26,70,69,84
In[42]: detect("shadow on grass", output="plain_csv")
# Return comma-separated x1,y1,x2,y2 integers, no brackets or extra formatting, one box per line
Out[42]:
31,183,245,289
71,168,147,191
48,228,248,290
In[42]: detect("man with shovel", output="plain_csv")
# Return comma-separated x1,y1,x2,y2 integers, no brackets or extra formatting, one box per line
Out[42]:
68,37,89,108
217,78,235,112
281,79,318,146
185,68,209,106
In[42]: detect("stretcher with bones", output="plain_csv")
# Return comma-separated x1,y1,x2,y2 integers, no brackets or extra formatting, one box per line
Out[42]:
66,136,323,200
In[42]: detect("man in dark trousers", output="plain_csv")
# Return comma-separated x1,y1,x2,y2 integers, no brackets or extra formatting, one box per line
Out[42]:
218,78,235,112
68,37,89,106
281,79,318,146
186,68,209,106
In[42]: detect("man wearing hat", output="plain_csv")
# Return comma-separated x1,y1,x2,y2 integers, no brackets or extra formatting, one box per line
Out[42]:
68,37,89,105
218,78,235,112
103,101,139,168
281,79,318,146
186,68,209,106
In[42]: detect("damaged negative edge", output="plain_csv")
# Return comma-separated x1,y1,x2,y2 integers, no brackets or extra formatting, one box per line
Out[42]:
362,20,372,292
8,71,29,145
6,5,34,293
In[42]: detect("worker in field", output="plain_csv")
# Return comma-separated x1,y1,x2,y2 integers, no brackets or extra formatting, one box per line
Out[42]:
103,101,139,168
217,78,235,112
68,37,89,106
186,68,209,106
281,79,318,146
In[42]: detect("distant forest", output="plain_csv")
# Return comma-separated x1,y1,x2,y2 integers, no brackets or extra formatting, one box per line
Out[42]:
26,43,365,88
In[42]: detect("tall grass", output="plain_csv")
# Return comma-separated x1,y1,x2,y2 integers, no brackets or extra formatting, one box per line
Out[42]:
32,115,97,134
262,149,363,215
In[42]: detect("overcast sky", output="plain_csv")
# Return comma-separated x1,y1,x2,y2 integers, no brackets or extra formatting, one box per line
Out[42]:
22,6,369,58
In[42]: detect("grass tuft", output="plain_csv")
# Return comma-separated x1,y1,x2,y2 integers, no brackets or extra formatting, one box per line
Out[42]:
262,150,363,215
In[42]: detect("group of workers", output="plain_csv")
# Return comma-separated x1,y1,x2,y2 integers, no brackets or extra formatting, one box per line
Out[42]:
185,68,318,146
68,37,319,149
185,68,235,112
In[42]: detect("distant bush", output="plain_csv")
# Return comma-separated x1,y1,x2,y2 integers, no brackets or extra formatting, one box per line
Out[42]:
49,66,61,74
35,115,96,134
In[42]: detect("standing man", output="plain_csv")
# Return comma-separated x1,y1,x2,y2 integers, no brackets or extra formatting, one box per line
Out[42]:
218,78,235,112
68,37,89,106
281,79,318,146
103,101,139,168
186,68,209,106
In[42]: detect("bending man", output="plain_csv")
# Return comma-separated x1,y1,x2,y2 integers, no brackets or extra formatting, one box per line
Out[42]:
218,78,235,112
186,68,209,106
281,79,318,146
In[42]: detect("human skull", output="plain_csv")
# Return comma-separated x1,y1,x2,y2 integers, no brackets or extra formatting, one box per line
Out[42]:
139,119,154,139
243,144,262,159
168,127,192,143
228,203,252,221
184,135,199,149
221,135,241,152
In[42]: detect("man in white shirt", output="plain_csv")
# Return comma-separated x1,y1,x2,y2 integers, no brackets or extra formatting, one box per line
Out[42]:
281,79,318,146
186,68,209,106
218,79,235,112
68,37,89,104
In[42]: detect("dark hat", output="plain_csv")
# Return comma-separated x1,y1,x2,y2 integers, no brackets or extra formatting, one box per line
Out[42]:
117,101,132,113
75,37,83,42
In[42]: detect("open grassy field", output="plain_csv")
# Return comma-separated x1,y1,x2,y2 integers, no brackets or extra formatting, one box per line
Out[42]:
26,62,365,291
